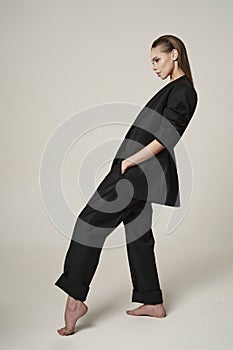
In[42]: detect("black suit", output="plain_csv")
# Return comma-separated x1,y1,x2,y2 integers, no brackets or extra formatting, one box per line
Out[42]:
54,75,198,304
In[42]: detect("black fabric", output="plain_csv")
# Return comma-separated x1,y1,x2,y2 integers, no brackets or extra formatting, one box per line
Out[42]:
55,164,163,304
111,75,198,206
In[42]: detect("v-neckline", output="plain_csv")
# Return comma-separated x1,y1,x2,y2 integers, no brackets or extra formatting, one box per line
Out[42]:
168,74,187,84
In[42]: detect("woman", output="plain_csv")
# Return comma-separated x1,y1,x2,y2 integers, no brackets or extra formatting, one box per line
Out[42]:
55,34,198,336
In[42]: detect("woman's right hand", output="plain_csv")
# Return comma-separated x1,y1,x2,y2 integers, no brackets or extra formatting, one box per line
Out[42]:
120,159,137,175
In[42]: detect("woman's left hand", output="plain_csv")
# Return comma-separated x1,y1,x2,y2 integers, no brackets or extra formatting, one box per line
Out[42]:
121,159,137,175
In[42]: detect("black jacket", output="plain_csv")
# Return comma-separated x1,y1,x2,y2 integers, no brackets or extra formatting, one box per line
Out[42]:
110,75,198,207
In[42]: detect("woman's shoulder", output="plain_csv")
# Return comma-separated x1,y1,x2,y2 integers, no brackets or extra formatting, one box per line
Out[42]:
169,76,198,104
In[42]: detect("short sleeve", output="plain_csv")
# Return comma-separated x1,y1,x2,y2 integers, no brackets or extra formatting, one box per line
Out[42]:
153,84,197,150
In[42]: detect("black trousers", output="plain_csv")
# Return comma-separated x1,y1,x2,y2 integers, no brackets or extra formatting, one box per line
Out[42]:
54,159,163,304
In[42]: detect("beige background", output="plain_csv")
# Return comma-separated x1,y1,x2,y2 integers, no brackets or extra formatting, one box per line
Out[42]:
1,0,233,349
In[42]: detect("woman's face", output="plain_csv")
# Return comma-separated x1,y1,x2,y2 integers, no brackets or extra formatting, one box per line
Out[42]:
150,45,177,80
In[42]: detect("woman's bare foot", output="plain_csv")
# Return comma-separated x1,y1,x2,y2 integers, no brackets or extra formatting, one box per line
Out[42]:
126,303,166,318
57,295,88,336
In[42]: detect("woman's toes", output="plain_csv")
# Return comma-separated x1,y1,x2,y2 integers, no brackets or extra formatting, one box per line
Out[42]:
57,327,74,336
126,310,136,315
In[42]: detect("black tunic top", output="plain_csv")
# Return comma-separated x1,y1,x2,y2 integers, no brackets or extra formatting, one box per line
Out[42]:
110,75,198,207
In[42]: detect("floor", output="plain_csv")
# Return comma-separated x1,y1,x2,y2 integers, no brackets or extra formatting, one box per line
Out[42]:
1,228,233,350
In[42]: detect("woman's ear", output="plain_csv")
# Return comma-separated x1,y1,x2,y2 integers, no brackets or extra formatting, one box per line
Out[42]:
172,48,178,61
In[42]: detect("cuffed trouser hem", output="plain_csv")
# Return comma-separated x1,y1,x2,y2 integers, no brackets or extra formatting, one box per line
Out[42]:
132,289,163,304
54,273,90,301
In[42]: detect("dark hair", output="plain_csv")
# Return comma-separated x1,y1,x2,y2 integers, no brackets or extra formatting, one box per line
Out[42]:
151,35,195,87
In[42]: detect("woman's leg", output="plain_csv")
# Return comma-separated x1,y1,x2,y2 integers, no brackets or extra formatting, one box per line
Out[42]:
122,199,164,305
55,168,132,335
